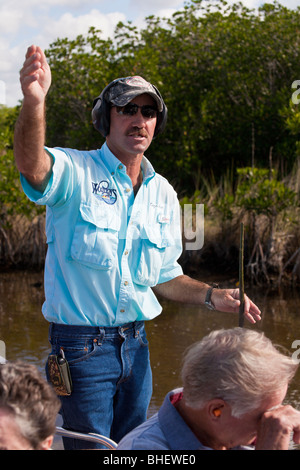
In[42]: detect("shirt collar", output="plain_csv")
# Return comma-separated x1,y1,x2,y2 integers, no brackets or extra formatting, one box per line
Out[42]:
141,155,155,182
158,388,209,450
100,142,155,182
159,388,254,451
101,142,122,175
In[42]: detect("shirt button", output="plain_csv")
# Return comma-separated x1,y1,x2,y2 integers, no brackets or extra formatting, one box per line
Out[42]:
124,250,129,256
125,188,131,193
118,164,123,170
120,309,125,313
124,281,129,286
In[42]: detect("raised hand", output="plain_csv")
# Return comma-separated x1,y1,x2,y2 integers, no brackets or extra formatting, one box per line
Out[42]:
19,45,51,106
14,45,53,191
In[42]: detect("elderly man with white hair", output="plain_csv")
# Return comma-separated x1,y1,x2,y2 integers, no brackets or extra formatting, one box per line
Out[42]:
118,328,300,450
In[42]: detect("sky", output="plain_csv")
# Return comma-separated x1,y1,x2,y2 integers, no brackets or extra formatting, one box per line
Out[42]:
0,0,299,107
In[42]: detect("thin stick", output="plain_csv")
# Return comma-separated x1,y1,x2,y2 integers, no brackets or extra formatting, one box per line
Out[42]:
239,222,245,327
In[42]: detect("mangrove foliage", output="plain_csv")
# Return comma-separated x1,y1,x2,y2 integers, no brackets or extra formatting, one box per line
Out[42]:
1,0,300,283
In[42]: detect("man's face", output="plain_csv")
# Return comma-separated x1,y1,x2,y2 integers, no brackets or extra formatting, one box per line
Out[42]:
216,385,288,449
106,93,157,161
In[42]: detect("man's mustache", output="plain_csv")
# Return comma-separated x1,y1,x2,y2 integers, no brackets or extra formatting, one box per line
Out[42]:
127,127,148,137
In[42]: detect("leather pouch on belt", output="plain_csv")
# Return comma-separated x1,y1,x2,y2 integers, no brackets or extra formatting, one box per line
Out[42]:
47,348,72,396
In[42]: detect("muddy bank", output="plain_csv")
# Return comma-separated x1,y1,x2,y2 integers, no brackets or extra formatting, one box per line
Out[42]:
1,212,300,287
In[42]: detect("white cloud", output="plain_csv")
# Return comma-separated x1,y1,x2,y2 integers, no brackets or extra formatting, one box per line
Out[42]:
43,10,126,42
0,80,6,105
128,0,183,12
0,5,24,35
3,0,105,10
0,3,127,106
0,39,13,73
273,0,300,7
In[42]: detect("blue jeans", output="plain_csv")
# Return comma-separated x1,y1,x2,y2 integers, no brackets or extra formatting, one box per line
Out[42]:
47,321,152,449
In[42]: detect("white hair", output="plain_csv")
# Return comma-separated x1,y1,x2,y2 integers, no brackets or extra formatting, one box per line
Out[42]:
181,328,298,418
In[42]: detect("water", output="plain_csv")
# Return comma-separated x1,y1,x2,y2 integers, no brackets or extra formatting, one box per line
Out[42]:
1,269,300,445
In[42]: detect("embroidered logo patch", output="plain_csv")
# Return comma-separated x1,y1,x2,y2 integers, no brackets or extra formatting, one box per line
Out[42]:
92,180,117,205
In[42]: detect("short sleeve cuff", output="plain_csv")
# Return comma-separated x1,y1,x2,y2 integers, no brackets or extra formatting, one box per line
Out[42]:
20,147,67,205
157,265,183,285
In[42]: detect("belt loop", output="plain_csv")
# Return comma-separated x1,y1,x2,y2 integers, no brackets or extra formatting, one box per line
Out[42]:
119,323,131,337
134,321,140,338
94,328,103,346
98,327,105,343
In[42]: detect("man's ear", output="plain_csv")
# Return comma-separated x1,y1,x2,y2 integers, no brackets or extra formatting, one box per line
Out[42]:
208,400,226,420
38,435,53,450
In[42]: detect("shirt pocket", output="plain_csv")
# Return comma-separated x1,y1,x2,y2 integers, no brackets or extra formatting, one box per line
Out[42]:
70,203,120,270
131,215,174,287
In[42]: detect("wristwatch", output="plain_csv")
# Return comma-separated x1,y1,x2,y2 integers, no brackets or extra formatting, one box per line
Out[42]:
205,284,219,310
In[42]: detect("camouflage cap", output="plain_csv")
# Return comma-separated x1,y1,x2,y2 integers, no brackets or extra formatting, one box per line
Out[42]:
105,76,164,112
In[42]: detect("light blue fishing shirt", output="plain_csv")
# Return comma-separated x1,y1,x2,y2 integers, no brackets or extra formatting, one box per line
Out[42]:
21,143,183,326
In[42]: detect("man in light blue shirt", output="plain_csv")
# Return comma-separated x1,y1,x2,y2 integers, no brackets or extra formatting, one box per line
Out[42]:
14,45,261,449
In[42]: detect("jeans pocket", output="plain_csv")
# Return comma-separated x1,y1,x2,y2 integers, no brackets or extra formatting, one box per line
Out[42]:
49,336,100,365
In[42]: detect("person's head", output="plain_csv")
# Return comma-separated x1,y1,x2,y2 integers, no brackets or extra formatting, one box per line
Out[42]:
92,76,167,158
0,361,61,450
180,328,298,448
182,328,297,416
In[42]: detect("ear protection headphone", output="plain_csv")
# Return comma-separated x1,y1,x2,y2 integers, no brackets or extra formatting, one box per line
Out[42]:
92,77,168,138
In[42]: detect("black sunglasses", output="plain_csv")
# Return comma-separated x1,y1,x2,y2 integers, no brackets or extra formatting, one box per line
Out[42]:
114,103,158,119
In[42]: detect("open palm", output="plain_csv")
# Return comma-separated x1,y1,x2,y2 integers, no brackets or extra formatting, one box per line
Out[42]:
20,45,51,105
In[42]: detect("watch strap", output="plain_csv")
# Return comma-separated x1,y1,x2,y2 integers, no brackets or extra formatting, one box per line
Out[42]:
204,284,219,310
